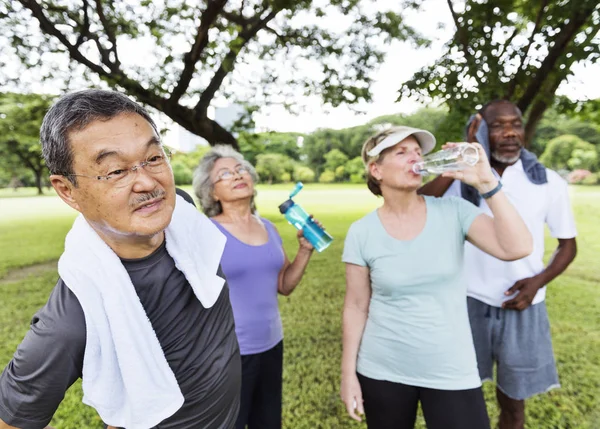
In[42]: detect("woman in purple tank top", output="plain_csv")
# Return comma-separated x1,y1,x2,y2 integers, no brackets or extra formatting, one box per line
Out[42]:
193,145,317,429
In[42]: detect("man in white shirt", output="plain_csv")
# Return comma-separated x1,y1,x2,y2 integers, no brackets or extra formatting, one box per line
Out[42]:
419,100,577,429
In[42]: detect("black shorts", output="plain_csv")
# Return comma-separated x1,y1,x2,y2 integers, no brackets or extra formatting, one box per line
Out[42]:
357,372,490,429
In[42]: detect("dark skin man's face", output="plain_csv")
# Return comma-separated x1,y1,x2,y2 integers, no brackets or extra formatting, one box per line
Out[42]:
484,102,525,165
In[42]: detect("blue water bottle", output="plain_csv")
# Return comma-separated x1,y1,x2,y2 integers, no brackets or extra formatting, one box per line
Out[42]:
278,182,333,252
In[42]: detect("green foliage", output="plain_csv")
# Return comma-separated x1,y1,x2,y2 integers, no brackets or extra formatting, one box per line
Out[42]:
318,170,335,183
0,92,53,194
293,165,315,183
170,145,211,171
567,149,598,172
255,153,294,184
581,173,598,186
345,157,364,176
302,108,449,174
238,132,266,166
171,161,194,185
399,0,600,143
349,173,364,184
540,135,597,171
334,165,346,181
260,132,304,161
531,106,600,156
324,149,349,172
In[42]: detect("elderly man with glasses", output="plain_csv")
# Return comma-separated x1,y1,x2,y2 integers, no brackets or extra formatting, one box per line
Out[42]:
0,90,241,429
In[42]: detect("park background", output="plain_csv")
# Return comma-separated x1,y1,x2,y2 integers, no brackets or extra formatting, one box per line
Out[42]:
1,0,599,427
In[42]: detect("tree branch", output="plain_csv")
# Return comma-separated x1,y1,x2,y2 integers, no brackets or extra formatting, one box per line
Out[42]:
517,5,594,112
20,0,108,76
523,74,562,146
505,0,548,98
221,10,248,26
265,25,284,40
19,0,164,106
95,0,120,68
194,9,279,115
446,0,476,71
73,0,90,49
169,0,228,103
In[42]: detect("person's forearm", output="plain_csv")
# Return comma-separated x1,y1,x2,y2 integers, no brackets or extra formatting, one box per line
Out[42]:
417,176,454,197
341,305,368,376
280,248,313,296
485,187,533,260
537,239,577,285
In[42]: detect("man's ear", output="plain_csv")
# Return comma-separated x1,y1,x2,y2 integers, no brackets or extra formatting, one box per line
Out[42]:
467,113,483,143
50,175,82,213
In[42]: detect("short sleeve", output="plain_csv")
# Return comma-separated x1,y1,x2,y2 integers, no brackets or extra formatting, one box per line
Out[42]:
342,222,367,267
450,196,483,237
0,280,86,429
545,174,577,239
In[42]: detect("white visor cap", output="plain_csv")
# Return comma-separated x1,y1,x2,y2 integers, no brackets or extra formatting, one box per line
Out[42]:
366,126,436,157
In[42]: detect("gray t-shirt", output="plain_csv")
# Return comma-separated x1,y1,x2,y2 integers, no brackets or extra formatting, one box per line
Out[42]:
0,240,241,429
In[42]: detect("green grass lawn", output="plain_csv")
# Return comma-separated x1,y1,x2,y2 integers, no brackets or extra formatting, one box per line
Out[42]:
0,184,598,428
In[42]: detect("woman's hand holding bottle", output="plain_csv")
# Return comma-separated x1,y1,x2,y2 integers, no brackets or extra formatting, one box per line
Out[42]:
440,142,498,194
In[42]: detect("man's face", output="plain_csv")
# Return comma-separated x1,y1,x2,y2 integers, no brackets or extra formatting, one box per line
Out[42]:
65,112,176,240
485,103,525,164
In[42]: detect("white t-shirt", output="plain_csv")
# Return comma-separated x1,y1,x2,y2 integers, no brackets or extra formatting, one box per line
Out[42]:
444,160,577,307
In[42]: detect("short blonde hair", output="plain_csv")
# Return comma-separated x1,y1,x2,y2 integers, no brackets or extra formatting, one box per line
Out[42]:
360,127,407,196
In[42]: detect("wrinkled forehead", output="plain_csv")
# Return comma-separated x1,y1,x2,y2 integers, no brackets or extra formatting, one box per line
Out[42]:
484,102,522,123
68,112,160,165
213,157,241,170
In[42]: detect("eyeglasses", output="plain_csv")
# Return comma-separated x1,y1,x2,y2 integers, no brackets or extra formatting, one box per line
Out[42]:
63,152,171,189
214,165,250,184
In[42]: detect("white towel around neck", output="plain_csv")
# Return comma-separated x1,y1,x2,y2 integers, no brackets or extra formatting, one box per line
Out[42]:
57,195,226,429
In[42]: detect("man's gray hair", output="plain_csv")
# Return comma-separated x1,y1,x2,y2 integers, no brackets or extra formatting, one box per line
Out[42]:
193,145,259,217
40,89,158,184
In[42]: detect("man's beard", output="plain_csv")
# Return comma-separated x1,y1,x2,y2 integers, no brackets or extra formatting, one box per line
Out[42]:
491,149,521,164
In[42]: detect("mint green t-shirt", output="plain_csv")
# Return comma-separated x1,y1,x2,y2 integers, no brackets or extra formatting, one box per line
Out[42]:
342,196,483,390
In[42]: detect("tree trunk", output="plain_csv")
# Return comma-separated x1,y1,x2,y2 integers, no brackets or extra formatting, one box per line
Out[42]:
35,169,43,195
523,75,563,148
524,102,549,150
149,102,240,149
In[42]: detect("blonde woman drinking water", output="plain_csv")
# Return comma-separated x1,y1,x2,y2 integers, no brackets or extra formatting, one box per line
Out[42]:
340,126,533,429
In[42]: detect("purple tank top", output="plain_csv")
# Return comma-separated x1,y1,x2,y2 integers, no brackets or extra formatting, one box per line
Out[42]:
211,218,285,355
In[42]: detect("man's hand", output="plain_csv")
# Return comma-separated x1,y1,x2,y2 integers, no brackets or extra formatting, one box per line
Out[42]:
467,113,483,143
502,276,545,311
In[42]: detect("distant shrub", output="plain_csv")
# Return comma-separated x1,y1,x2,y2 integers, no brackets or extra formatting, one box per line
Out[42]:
318,170,335,183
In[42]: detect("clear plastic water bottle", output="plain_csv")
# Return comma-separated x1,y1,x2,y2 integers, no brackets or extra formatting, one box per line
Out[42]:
278,182,333,253
413,143,479,176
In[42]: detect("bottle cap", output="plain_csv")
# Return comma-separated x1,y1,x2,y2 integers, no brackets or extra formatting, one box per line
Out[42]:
289,182,304,199
278,199,294,214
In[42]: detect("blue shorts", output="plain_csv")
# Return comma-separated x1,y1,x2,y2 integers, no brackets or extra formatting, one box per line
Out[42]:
467,297,560,400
